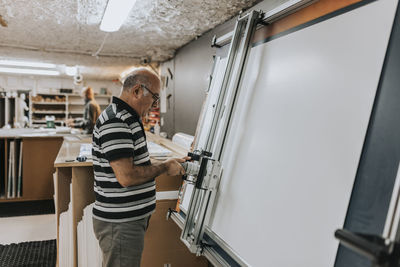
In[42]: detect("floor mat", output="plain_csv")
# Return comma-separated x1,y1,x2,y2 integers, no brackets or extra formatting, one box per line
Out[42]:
0,239,56,267
0,200,54,218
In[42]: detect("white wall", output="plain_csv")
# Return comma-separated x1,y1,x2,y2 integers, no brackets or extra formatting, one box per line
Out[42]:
159,60,175,138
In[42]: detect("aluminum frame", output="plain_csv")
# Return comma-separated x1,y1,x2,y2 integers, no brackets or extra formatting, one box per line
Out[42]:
180,10,262,255
213,0,317,46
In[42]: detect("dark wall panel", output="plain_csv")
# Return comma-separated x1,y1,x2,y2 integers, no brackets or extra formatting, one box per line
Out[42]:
335,2,400,266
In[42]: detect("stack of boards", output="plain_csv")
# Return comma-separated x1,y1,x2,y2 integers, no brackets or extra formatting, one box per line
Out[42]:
59,187,102,267
0,139,23,199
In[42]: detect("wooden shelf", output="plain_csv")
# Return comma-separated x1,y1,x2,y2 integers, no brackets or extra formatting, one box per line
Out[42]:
32,120,64,123
33,110,65,114
36,92,66,96
95,95,112,98
67,94,82,97
32,102,66,105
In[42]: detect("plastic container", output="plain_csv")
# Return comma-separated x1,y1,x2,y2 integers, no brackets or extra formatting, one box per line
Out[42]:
154,122,160,136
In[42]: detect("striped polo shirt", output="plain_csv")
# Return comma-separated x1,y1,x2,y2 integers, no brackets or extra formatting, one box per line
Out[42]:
92,97,156,222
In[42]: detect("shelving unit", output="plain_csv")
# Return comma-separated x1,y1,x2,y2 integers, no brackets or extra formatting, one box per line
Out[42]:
30,93,66,127
30,93,112,127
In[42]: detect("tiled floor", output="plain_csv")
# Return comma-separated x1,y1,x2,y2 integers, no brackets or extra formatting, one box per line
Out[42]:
0,214,56,245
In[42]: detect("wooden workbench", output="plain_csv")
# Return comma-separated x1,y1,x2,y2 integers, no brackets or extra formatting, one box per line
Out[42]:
0,128,87,203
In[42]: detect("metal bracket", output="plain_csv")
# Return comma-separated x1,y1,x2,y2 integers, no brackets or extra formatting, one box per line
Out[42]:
211,35,222,48
258,20,269,26
201,160,222,191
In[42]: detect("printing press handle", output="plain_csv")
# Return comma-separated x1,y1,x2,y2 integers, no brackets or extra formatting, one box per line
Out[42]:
334,229,398,266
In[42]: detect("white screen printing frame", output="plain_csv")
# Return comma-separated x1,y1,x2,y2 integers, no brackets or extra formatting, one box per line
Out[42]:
205,1,398,266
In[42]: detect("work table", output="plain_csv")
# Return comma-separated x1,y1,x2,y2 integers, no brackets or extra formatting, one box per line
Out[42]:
0,128,88,138
53,132,188,168
54,140,92,168
146,132,188,158
0,129,90,202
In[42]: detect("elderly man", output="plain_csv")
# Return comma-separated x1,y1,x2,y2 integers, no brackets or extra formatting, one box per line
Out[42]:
92,68,186,267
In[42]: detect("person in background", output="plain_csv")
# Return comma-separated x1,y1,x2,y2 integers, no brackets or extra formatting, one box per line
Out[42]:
92,68,187,267
66,86,101,134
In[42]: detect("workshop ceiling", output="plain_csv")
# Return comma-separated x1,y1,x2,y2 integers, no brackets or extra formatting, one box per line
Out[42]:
0,0,261,80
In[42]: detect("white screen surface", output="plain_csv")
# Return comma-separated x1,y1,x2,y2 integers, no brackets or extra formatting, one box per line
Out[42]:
180,57,228,213
204,1,398,266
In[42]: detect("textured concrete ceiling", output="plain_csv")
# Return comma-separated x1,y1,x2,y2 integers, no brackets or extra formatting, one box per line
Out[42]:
0,0,261,79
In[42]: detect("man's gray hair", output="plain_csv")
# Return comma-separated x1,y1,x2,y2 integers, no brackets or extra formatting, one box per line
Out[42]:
122,68,154,92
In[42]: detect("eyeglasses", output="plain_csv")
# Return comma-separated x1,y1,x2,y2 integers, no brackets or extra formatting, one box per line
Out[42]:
141,84,160,106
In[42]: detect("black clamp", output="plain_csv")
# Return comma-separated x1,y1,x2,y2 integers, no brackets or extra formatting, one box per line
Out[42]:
188,152,201,161
76,155,87,162
188,151,212,161
258,20,269,26
256,10,269,26
166,208,178,220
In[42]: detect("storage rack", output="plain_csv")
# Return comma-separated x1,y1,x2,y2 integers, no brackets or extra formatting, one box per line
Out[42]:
30,93,111,127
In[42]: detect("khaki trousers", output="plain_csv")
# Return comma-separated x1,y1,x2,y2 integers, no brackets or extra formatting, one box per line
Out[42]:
93,216,150,267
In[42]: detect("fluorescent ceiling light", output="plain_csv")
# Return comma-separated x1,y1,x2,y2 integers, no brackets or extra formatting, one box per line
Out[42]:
100,0,137,32
0,59,56,69
0,67,60,76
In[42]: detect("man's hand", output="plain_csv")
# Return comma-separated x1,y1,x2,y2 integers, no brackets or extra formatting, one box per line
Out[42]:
110,156,191,187
165,158,186,176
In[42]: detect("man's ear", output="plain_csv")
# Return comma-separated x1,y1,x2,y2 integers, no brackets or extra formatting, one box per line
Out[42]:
132,84,142,98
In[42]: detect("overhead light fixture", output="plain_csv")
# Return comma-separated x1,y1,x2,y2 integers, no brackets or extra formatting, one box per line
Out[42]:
100,0,137,32
0,59,57,69
0,67,60,76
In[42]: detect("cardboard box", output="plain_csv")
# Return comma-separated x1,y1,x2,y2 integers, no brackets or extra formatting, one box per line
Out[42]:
155,173,183,192
141,200,208,267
